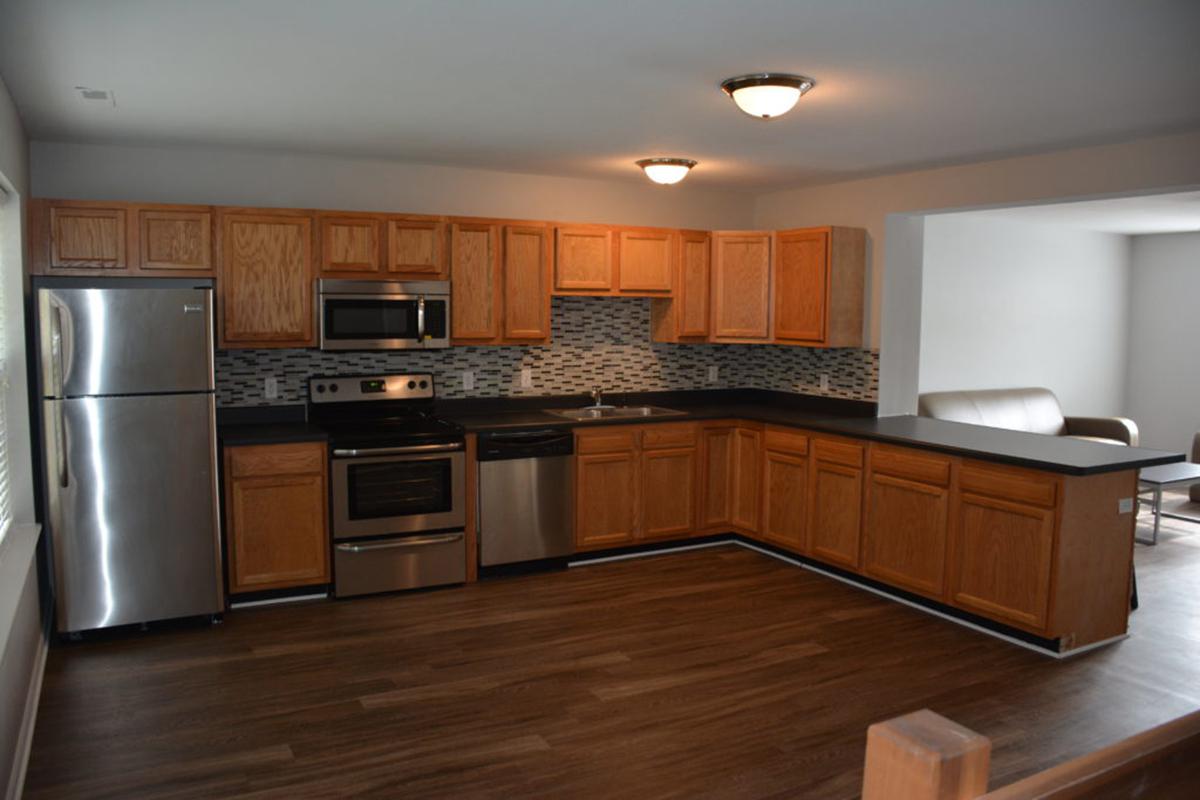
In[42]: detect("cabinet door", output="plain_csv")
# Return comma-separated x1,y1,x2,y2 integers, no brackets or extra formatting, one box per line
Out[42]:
711,232,771,340
503,225,552,341
951,493,1055,630
700,426,735,529
731,427,762,532
617,229,674,293
450,222,502,342
49,205,127,270
677,232,711,337
774,228,828,343
863,474,950,598
642,447,697,538
219,213,314,347
138,208,212,272
575,451,639,548
388,218,446,277
555,226,613,292
808,442,864,569
761,449,808,550
228,473,329,592
319,215,383,274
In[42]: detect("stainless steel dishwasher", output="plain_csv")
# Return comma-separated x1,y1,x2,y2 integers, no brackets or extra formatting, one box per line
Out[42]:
477,429,574,566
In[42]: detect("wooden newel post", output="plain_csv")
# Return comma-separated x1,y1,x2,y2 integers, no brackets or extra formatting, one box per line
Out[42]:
862,709,992,800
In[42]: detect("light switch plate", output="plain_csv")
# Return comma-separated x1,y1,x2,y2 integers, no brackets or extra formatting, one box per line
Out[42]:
264,376,278,400
1118,497,1134,514
520,368,533,388
462,370,475,391
819,373,830,390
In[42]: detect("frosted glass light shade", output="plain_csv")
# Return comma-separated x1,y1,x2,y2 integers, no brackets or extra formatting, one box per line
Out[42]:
636,158,697,185
721,74,815,119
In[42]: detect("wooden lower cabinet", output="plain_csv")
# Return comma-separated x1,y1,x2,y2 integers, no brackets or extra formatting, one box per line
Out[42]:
731,426,762,532
760,427,809,550
642,446,697,538
862,446,952,599
575,450,640,548
807,438,864,570
951,491,1056,631
224,442,329,594
699,424,736,529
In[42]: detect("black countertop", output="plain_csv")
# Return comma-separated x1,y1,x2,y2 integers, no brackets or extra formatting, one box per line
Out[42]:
215,391,1183,475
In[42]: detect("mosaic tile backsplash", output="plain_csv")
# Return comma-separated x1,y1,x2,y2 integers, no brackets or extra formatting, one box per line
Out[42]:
215,297,879,407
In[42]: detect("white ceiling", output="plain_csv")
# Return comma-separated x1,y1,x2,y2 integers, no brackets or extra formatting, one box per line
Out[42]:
1,0,1198,190
941,191,1200,235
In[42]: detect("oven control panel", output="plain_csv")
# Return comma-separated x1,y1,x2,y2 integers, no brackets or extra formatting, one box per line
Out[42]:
309,373,435,403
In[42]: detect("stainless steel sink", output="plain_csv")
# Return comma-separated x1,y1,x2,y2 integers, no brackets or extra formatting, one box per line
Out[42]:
546,405,687,421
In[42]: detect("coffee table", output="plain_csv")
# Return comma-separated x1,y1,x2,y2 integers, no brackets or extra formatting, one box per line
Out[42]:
1137,462,1200,545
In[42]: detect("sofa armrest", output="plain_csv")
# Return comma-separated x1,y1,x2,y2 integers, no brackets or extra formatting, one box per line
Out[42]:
1064,416,1139,446
1192,432,1200,462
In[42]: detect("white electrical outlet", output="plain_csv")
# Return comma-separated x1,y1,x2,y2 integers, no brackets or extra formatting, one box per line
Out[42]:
707,365,719,383
520,367,533,388
462,370,475,391
264,376,279,400
1118,497,1134,514
819,373,830,390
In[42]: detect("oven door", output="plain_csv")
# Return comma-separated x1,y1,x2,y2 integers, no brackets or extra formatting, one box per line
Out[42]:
319,292,422,350
331,445,465,539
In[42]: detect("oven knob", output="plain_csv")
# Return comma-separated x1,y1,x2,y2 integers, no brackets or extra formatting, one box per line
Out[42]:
419,380,429,389
407,380,416,389
330,384,339,393
316,384,326,394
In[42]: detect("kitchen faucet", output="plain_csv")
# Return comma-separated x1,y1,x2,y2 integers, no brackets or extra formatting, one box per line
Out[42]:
591,386,604,407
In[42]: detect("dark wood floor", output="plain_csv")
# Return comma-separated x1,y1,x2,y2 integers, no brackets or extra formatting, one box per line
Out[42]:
24,497,1200,799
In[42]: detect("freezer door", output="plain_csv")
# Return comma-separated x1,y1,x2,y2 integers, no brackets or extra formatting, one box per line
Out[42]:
38,286,214,397
44,394,223,632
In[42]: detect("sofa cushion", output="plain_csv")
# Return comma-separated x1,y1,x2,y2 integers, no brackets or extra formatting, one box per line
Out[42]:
917,387,1067,436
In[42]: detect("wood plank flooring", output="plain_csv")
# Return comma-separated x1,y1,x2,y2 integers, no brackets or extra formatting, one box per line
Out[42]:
24,497,1200,799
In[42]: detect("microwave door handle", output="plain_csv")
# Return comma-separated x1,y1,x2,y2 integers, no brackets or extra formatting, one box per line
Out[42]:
417,296,426,341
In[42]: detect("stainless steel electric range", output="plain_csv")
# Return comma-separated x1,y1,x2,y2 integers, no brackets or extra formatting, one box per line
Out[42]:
308,372,466,597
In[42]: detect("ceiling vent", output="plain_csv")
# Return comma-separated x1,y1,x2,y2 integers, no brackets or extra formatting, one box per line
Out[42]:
75,86,116,106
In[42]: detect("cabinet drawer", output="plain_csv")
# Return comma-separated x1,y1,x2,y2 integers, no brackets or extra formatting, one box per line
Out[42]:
229,442,327,478
960,462,1058,508
576,427,639,454
764,426,809,455
870,445,951,487
812,437,864,468
641,422,698,450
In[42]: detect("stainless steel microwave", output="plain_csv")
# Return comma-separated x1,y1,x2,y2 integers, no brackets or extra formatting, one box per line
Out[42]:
317,279,450,350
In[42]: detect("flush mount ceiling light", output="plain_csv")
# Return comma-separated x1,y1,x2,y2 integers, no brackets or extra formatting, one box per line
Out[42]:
720,73,815,119
636,157,698,185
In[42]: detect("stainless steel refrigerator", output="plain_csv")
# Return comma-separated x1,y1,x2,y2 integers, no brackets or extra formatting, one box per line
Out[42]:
36,278,223,633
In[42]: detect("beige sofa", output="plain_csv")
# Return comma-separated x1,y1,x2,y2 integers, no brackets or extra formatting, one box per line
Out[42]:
917,387,1139,446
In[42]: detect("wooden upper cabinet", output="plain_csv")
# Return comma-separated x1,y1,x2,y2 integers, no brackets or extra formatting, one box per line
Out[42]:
503,225,552,341
449,222,502,342
774,228,828,343
387,217,447,278
219,212,315,348
46,203,127,270
862,446,953,599
651,231,710,343
774,226,866,347
138,208,212,272
807,437,865,570
616,228,674,294
318,214,384,275
711,231,772,341
225,442,329,594
554,225,613,292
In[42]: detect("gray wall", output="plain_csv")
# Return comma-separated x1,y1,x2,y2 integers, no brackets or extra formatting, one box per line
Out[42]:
0,72,44,800
1126,232,1200,451
919,215,1131,416
30,140,756,230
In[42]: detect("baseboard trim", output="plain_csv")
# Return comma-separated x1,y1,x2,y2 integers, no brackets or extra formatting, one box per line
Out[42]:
6,620,49,800
569,538,735,567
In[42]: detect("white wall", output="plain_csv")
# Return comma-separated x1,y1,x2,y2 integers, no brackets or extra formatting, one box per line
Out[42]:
0,71,45,800
30,141,756,230
919,215,1131,416
1126,232,1200,451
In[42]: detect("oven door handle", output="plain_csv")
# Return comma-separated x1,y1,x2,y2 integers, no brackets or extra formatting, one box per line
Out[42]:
336,533,463,553
332,443,463,457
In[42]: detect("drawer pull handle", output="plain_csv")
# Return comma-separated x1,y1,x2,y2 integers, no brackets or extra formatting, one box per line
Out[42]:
336,534,463,552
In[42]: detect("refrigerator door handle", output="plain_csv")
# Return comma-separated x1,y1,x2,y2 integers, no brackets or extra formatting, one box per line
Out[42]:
54,302,74,395
55,401,69,488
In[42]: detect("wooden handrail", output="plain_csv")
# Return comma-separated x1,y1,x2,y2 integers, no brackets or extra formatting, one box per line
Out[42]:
862,707,1200,800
